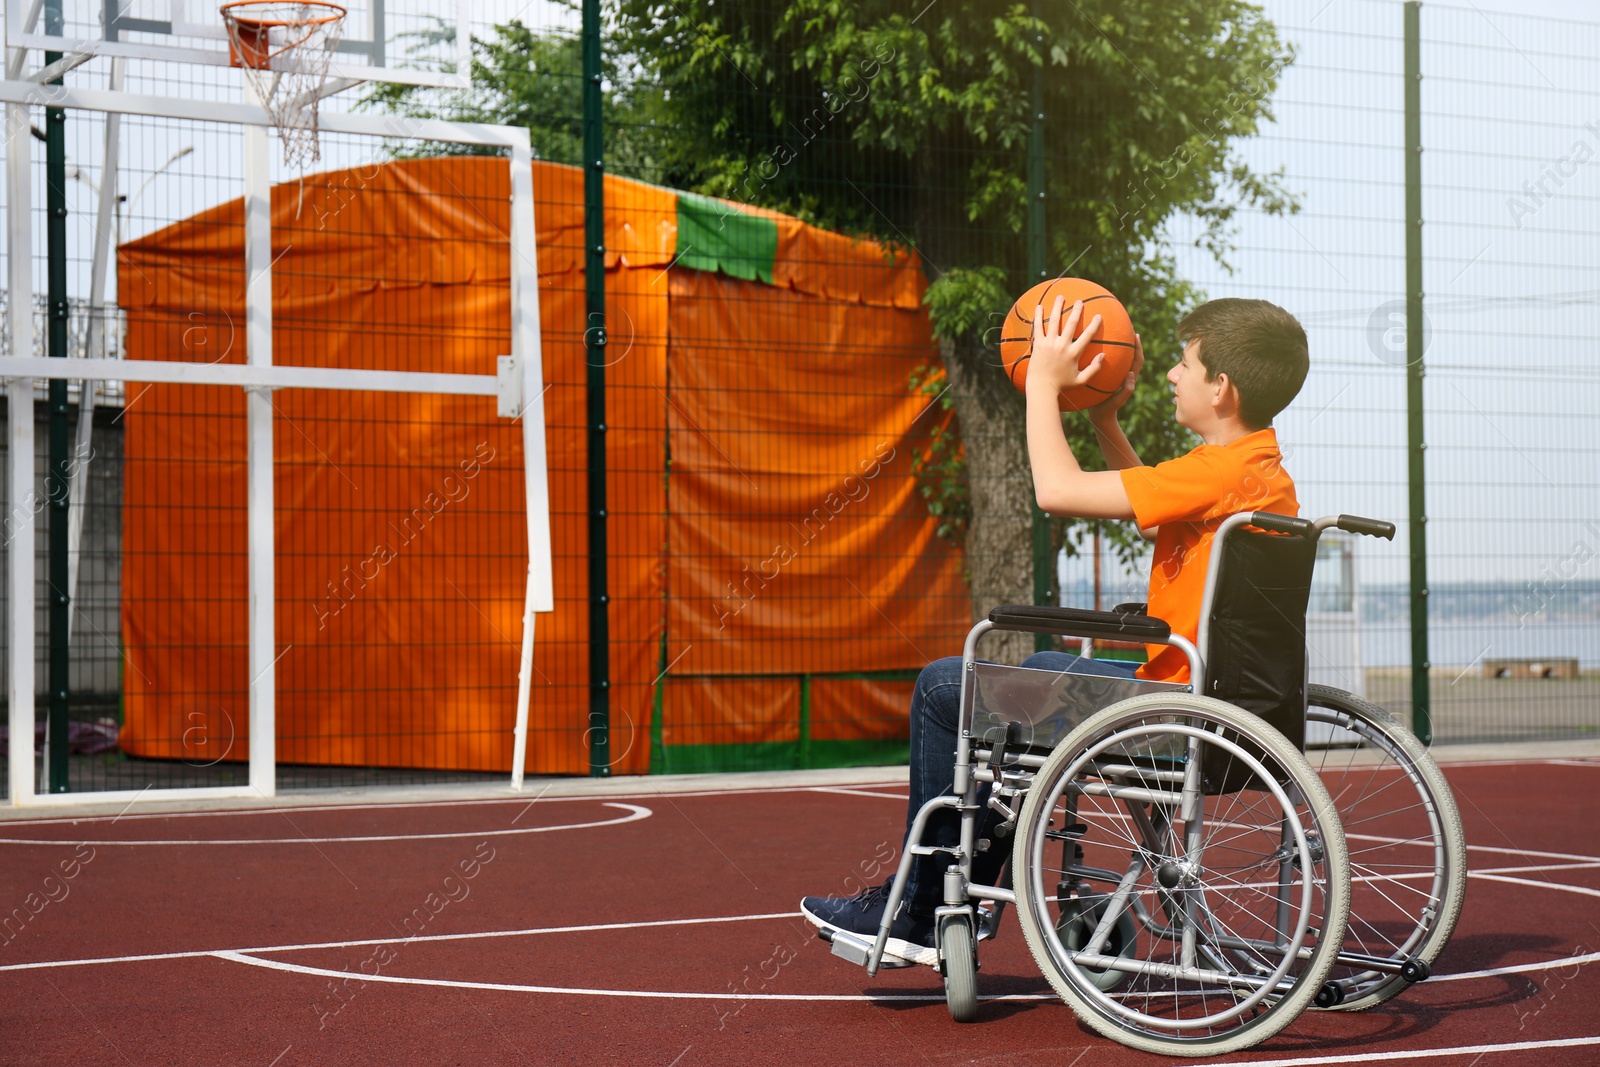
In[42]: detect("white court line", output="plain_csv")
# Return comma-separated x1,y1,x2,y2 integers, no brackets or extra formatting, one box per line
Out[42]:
0,912,799,974
1176,1034,1600,1066
2,755,1584,830
1,783,907,827
214,950,1050,1002
1470,861,1600,876
8,882,1600,988
0,802,651,846
0,793,615,827
1342,831,1600,867
1432,948,1600,983
1470,872,1600,900
1427,758,1600,769
809,787,911,800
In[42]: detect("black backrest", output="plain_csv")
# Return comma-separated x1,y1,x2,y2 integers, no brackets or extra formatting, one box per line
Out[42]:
1200,527,1318,792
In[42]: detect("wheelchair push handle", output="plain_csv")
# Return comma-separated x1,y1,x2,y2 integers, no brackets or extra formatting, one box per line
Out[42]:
1247,511,1315,537
1335,514,1396,540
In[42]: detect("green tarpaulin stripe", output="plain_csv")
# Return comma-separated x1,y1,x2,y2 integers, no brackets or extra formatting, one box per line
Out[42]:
675,192,778,285
652,739,908,775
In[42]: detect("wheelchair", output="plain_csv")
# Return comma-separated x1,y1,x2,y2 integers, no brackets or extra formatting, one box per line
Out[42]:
819,512,1465,1056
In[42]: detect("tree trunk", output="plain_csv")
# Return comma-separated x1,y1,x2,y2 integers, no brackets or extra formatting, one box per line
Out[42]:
912,137,1044,663
938,333,1037,665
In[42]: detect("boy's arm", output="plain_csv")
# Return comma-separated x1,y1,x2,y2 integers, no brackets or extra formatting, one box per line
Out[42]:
1025,299,1137,521
1083,336,1159,540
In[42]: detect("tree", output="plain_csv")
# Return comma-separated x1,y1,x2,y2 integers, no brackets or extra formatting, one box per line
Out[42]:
362,18,667,172
612,0,1297,659
375,2,1298,661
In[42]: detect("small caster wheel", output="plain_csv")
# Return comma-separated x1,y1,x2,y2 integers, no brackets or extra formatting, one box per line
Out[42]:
1315,981,1346,1008
940,916,978,1023
1401,957,1432,983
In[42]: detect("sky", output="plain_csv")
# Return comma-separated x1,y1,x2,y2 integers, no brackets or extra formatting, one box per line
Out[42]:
1162,0,1600,592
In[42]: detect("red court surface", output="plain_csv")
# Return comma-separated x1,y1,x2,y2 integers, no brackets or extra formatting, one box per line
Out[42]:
1,756,1598,1066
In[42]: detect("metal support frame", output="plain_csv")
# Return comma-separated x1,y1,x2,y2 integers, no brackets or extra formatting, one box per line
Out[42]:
63,57,120,615
1,75,553,807
6,93,38,806
43,0,70,793
581,0,610,777
6,0,473,90
242,73,275,798
1403,1,1431,744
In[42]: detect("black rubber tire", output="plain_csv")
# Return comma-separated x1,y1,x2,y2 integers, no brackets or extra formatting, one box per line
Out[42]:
1305,685,1466,1011
941,916,979,1023
1013,693,1350,1057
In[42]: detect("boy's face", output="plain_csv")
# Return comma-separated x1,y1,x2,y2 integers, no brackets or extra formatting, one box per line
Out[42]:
1167,339,1215,431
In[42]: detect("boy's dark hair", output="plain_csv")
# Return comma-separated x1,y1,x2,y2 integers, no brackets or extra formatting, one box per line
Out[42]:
1178,299,1309,429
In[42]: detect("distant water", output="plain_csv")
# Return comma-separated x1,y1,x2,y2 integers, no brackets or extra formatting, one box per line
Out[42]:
1361,621,1597,670
1061,582,1596,669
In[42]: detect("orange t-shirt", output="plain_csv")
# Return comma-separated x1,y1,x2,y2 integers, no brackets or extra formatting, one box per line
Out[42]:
1118,428,1297,683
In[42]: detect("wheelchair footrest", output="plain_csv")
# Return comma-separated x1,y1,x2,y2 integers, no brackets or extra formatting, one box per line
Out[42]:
821,927,873,967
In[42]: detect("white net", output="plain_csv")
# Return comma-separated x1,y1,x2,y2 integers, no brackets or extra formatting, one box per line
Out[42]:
221,2,348,168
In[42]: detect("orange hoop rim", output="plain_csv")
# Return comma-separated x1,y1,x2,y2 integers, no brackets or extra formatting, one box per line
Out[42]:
220,1,347,31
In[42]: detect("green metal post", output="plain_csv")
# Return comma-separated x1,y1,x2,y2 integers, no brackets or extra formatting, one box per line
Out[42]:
582,0,611,775
1404,1,1431,744
797,674,812,769
1027,14,1053,650
45,0,71,792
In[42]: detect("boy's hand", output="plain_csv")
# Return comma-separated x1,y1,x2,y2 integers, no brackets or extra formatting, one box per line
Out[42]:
1085,332,1144,428
1029,296,1104,396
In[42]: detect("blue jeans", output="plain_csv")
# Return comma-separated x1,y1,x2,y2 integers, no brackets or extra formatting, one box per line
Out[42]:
900,651,1138,913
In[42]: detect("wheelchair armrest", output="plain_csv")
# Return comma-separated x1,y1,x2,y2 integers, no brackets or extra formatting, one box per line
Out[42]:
987,604,1171,642
1112,602,1148,616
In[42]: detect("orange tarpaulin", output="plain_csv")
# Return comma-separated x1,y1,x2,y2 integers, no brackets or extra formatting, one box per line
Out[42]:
117,157,967,774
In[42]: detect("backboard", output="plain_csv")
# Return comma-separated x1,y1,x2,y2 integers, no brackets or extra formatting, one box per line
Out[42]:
5,0,470,88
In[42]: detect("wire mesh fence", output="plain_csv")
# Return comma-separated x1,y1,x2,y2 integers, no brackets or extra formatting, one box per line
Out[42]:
1164,0,1600,744
3,0,1597,796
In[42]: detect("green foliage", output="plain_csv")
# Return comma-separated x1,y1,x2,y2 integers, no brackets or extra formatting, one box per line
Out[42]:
612,0,1298,561
369,1,1298,571
362,15,667,170
923,267,1011,342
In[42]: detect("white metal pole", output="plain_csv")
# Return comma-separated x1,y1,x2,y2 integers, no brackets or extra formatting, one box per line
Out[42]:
65,57,123,619
508,141,551,789
6,95,38,805
243,83,276,798
4,0,44,80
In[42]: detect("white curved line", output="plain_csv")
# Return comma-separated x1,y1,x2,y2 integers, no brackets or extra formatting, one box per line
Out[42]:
10,903,1600,997
0,802,652,846
1175,1035,1600,1066
213,950,1053,1002
0,911,797,974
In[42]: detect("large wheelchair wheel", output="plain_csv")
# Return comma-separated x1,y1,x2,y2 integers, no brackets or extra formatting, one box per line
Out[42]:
1305,684,1466,1011
1013,694,1350,1057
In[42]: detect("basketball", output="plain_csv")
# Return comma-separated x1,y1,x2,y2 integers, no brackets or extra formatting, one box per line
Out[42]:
999,278,1137,411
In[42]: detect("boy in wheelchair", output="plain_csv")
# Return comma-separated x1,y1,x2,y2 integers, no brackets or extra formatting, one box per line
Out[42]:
800,296,1310,967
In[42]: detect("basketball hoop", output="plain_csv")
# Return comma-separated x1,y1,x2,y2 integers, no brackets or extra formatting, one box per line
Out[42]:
220,1,347,168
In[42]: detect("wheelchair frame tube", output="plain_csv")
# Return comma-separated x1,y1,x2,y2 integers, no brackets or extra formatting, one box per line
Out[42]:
866,793,962,976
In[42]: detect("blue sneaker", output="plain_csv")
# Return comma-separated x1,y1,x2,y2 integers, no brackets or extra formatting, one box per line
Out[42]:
799,882,938,967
